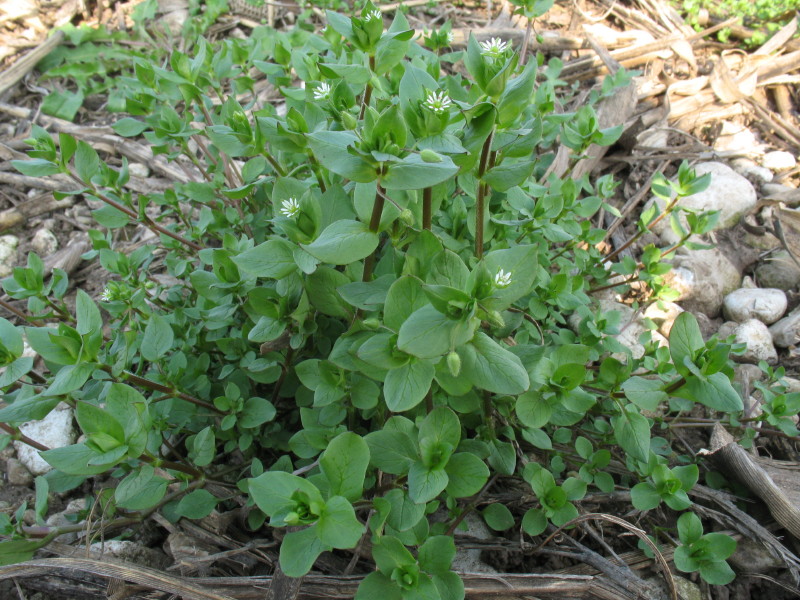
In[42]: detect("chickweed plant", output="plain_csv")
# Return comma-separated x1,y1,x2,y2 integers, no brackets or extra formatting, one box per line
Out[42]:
0,2,750,593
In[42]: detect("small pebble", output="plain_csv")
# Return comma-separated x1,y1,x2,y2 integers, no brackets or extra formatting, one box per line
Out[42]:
762,151,796,172
5,457,33,486
722,287,787,324
0,235,19,278
31,228,58,256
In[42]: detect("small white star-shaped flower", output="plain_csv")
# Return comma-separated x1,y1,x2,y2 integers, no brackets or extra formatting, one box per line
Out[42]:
364,9,382,22
422,90,452,114
494,269,512,288
445,30,454,45
313,82,331,101
280,198,301,218
480,37,508,58
100,287,112,302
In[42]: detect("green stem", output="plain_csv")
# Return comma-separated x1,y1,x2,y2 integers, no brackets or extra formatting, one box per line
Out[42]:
362,183,385,282
422,186,432,230
475,132,494,259
359,55,376,121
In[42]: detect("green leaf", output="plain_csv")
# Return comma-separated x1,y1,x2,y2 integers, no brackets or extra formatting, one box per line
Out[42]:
522,508,547,535
365,430,418,475
74,141,100,183
420,407,461,449
622,377,667,412
12,158,60,177
384,276,426,331
516,392,552,429
302,220,379,265
462,333,529,395
699,559,735,585
612,409,650,462
280,526,328,577
669,312,704,375
189,427,215,467
677,512,703,544
115,465,168,510
0,357,33,388
176,489,218,519
675,372,743,412
630,482,661,511
307,131,376,182
418,535,456,574
41,89,84,121
238,397,277,428
317,496,363,548
384,489,426,532
483,160,535,192
76,401,125,449
356,572,402,600
248,471,323,517
141,314,174,361
497,61,537,126
112,117,148,137
40,443,109,476
43,363,94,397
0,318,23,359
397,305,471,359
673,545,699,574
384,360,435,412
233,239,297,279
382,153,459,190
432,571,465,600
320,432,370,501
0,540,46,566
445,453,489,498
75,289,102,337
408,462,449,503
372,535,417,572
482,503,515,531
92,204,129,228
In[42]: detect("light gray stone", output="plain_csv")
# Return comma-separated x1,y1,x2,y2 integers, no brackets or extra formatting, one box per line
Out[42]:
731,158,773,185
0,235,19,278
769,306,800,348
451,512,498,574
128,163,150,178
643,300,683,337
714,121,763,155
663,248,742,317
4,457,33,486
14,403,76,475
30,228,58,256
646,162,757,245
755,252,800,290
762,151,796,172
732,319,777,364
87,540,169,570
722,287,787,324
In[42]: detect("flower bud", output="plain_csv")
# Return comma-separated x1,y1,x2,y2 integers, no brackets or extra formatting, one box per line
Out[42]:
362,317,381,330
420,149,443,163
446,351,461,377
399,209,414,226
340,111,357,130
486,310,505,328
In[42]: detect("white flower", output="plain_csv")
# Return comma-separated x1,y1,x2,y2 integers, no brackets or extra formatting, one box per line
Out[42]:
480,37,508,58
364,9,382,22
313,82,331,101
422,90,452,114
100,287,112,302
494,269,512,288
280,198,301,218
445,30,454,45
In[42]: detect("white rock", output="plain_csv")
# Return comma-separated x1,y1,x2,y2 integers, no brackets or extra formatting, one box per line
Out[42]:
87,540,169,569
732,319,777,364
451,512,498,574
0,235,19,278
762,151,796,172
714,122,764,155
722,288,787,324
731,158,773,185
663,248,742,317
31,228,58,256
646,162,757,246
5,457,33,486
769,306,800,347
755,252,800,290
128,163,150,178
14,403,76,475
643,301,684,337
